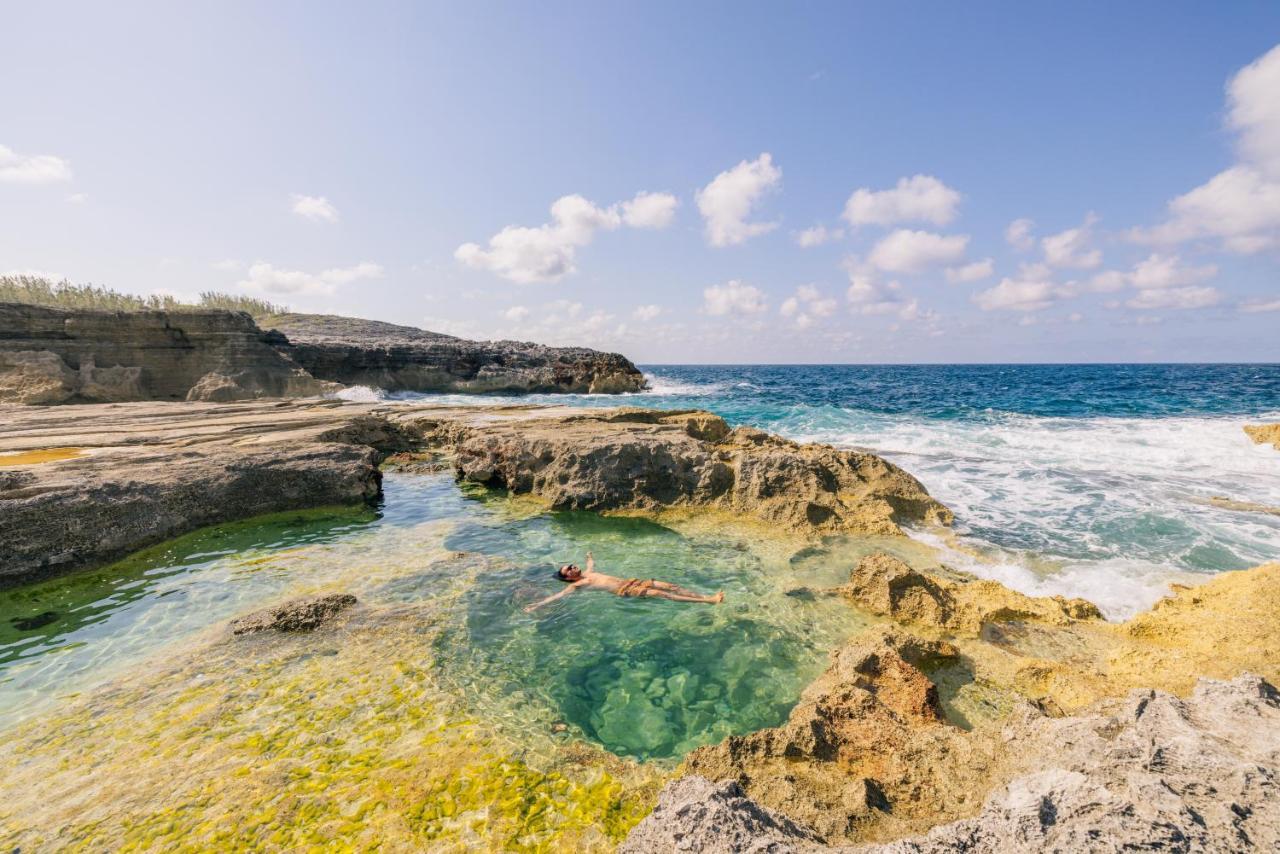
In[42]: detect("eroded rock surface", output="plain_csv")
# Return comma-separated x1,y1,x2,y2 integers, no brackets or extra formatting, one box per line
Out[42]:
230,594,358,635
840,552,1102,635
0,302,333,404
1245,422,1280,450
440,408,951,536
263,313,647,394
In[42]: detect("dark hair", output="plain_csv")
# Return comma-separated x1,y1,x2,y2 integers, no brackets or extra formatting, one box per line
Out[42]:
556,564,578,582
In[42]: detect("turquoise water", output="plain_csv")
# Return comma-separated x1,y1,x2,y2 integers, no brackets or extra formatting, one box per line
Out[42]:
347,363,1280,617
0,473,871,760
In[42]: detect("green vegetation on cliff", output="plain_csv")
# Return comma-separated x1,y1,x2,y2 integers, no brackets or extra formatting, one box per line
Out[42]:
0,275,287,320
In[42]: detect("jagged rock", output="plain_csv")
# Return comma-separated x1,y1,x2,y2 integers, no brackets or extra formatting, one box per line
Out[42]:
0,303,334,403
627,675,1280,853
445,409,951,536
618,776,824,854
1245,422,1280,450
230,594,358,635
840,553,1102,634
262,312,647,394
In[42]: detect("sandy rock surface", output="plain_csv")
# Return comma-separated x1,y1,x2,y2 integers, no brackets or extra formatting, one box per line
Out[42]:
230,593,359,634
1245,422,1280,450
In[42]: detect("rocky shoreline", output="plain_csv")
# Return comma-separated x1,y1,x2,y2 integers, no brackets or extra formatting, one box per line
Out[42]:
1,399,1277,850
0,303,646,404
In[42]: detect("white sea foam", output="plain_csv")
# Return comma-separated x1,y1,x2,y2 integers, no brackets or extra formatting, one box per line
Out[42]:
328,385,386,403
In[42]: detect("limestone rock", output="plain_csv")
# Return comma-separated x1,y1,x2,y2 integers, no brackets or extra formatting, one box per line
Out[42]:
262,312,647,394
0,303,333,403
618,776,823,854
230,594,358,635
445,409,951,536
840,552,1102,635
1245,422,1280,450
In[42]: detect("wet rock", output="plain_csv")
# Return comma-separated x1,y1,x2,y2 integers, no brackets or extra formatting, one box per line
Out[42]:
446,410,951,536
1245,422,1280,450
263,312,647,394
840,553,1102,634
230,594,357,635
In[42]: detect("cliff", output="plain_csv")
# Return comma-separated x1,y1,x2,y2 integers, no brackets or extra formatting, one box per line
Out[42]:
0,303,648,404
261,313,647,394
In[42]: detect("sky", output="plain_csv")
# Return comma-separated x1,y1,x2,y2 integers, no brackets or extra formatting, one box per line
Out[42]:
3,2,1279,364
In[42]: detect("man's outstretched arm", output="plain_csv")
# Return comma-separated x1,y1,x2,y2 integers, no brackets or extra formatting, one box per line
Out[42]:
523,586,577,613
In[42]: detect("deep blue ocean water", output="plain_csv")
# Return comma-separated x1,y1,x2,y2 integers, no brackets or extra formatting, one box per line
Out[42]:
352,363,1280,617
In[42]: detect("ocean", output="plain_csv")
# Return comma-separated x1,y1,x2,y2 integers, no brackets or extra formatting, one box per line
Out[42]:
348,363,1280,619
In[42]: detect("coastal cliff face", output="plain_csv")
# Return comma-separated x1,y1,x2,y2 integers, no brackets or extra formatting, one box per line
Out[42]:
0,304,647,404
0,303,332,404
262,313,647,394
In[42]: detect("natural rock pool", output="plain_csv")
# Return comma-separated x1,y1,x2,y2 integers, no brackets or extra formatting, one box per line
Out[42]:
0,471,895,849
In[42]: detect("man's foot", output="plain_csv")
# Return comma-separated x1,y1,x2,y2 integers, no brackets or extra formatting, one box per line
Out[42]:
714,591,724,604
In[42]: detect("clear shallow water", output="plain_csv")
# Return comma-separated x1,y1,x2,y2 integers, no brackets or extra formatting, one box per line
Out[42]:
0,474,870,761
343,363,1280,618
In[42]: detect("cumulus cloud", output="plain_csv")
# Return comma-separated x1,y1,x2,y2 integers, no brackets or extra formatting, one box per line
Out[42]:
1042,213,1102,269
0,144,72,183
291,194,339,223
456,190,676,283
237,261,383,295
945,258,994,283
1130,44,1280,253
621,191,678,228
841,258,929,321
67,192,88,204
1005,218,1035,251
794,224,843,247
868,229,969,273
842,175,960,227
703,280,767,315
780,284,837,328
633,304,663,321
1240,296,1280,313
1128,253,1217,290
504,305,530,322
695,153,782,247
972,263,1064,312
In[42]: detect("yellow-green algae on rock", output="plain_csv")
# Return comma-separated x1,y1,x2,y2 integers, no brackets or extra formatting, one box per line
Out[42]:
0,605,662,852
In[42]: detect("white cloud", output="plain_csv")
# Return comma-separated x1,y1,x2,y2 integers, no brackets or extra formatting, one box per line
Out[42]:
703,280,767,315
237,261,383,295
842,259,928,320
504,305,530,322
1125,286,1221,310
695,153,781,247
842,175,960,227
456,191,673,283
972,263,1063,312
1128,253,1217,290
1005,218,1035,251
868,229,969,273
291,194,339,223
945,258,994,283
1088,270,1127,293
794,224,843,247
212,258,243,273
1240,296,1280,313
66,192,88,204
633,304,663,321
780,284,837,327
0,144,72,183
1131,44,1280,254
621,191,678,228
1041,213,1102,269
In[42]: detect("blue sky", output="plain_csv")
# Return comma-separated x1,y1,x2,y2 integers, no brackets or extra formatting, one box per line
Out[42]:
3,2,1279,363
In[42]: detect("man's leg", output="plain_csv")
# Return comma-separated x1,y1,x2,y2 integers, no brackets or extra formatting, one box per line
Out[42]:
644,588,722,604
650,580,710,598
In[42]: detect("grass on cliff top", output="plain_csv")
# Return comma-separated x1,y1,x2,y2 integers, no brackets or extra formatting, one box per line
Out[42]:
0,275,287,320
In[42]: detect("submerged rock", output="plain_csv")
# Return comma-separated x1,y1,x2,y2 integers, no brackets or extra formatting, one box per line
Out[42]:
262,312,647,394
443,408,951,536
230,594,358,635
